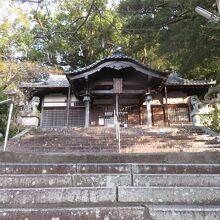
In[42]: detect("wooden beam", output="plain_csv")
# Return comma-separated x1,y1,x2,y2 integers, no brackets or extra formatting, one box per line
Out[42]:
90,80,146,88
124,81,145,86
90,81,113,87
90,89,146,94
123,89,146,94
90,89,113,94
66,86,71,127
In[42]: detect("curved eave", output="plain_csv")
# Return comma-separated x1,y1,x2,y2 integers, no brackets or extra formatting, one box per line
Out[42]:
66,57,170,81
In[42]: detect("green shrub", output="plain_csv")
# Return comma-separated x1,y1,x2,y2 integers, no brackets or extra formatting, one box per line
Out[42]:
0,86,21,143
0,86,8,138
202,108,220,133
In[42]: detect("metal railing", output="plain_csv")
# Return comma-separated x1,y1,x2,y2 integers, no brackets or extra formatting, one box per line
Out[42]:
0,99,13,152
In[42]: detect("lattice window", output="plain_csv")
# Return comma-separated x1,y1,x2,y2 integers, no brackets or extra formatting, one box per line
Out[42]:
152,105,165,125
42,107,67,128
68,107,85,127
168,105,189,123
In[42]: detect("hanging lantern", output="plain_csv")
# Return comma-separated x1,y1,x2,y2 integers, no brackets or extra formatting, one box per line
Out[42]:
83,95,91,102
146,94,153,102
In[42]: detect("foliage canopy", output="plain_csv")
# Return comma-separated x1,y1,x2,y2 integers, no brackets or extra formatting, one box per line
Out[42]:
0,0,219,137
0,0,219,80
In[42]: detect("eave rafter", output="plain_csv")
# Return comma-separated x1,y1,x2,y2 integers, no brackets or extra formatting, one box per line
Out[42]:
68,61,168,81
66,53,170,84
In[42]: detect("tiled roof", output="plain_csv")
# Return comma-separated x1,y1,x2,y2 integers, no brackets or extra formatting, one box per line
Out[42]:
19,74,69,88
166,73,216,86
66,51,170,77
19,71,215,89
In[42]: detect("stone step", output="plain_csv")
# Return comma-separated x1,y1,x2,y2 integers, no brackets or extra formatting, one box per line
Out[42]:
0,175,72,188
11,146,200,154
11,148,118,154
0,187,116,205
148,205,220,220
1,173,219,189
15,136,196,142
14,145,118,149
118,186,220,204
0,204,219,220
2,186,218,206
0,174,131,188
133,174,220,187
77,163,131,174
0,163,219,174
10,145,119,149
76,163,220,174
0,163,131,174
132,164,220,174
17,141,118,146
71,174,131,187
0,205,145,220
18,136,196,141
0,163,77,174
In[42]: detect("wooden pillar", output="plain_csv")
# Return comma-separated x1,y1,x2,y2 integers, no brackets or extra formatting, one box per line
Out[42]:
40,97,44,128
85,100,90,128
66,86,71,127
146,94,152,127
116,94,119,117
84,76,91,128
139,106,141,125
84,94,91,128
140,106,143,125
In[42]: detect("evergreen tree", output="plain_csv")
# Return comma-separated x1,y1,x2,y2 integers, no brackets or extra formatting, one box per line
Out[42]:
118,0,220,80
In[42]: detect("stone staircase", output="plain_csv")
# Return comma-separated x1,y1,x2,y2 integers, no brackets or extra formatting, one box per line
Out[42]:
5,125,220,154
0,162,219,219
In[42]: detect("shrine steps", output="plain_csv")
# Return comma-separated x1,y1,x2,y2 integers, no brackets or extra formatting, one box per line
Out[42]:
5,125,220,154
0,205,219,220
0,205,146,220
0,162,219,219
0,174,219,188
147,205,220,220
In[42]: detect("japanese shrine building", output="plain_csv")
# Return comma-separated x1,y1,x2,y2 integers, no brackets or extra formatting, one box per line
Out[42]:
20,52,215,128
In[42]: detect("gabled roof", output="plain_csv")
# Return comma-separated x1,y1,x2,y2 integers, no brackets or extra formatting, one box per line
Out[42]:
66,51,170,81
166,73,216,86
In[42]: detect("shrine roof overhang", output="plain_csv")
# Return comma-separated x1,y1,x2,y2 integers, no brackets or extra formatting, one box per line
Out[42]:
166,84,216,96
167,83,216,88
65,54,170,82
166,73,216,87
19,74,70,95
19,83,69,89
19,85,69,98
19,75,69,98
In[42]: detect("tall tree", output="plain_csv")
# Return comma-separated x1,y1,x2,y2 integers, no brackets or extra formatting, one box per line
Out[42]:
25,0,125,70
118,0,220,81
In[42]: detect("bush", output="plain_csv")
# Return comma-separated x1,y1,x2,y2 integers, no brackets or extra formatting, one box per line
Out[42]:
208,108,220,133
0,86,8,139
202,108,220,133
0,86,21,143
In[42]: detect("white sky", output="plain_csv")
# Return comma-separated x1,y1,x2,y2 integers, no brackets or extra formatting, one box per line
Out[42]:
0,0,122,22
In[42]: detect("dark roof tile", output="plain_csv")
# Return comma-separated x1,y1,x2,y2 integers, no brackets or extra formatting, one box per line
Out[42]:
19,74,69,88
